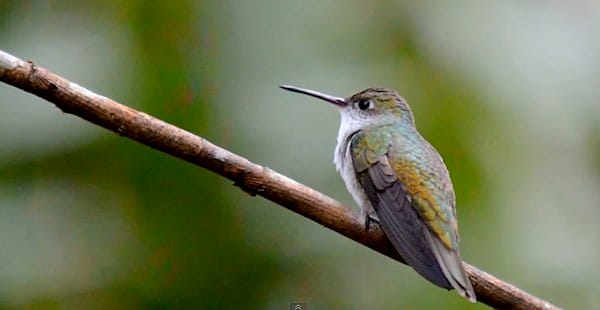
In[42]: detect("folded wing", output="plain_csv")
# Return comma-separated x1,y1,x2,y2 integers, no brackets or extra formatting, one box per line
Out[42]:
351,131,475,301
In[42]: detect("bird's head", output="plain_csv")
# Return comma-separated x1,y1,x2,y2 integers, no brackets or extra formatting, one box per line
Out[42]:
280,85,415,131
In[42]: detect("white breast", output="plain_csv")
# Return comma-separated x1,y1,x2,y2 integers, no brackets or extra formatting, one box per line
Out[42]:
334,112,377,223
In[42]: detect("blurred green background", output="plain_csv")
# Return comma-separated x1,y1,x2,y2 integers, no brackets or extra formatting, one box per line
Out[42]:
1,1,599,309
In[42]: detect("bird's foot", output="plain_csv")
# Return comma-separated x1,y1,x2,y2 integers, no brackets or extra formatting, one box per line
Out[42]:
364,215,380,231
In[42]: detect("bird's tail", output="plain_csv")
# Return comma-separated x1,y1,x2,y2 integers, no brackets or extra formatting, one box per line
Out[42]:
425,229,476,302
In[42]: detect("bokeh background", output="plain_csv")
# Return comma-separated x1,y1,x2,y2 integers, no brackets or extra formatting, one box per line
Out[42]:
1,1,599,309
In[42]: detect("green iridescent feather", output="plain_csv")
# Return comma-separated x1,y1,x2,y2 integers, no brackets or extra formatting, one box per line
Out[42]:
351,125,459,250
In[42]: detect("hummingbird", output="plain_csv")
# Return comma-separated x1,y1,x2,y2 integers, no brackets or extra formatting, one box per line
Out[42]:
280,85,476,302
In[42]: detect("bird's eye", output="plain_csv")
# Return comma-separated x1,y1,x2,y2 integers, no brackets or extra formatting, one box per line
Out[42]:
357,99,372,110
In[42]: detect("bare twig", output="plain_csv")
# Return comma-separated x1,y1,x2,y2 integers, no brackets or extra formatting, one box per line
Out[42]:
0,49,558,310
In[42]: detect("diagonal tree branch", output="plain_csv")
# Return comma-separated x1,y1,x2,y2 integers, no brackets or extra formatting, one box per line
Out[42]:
0,49,558,310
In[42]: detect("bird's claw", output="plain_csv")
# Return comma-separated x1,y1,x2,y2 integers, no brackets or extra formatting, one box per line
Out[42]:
364,215,380,231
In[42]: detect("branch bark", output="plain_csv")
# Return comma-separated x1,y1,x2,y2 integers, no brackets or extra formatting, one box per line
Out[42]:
0,49,558,310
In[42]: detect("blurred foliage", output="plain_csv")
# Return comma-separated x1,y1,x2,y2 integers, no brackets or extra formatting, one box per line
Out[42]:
1,1,599,309
0,1,281,308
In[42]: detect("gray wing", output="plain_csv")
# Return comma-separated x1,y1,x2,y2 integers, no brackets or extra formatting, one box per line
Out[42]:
357,155,453,289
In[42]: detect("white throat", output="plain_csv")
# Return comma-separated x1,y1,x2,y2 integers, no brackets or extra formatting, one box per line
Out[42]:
333,109,369,172
332,109,378,221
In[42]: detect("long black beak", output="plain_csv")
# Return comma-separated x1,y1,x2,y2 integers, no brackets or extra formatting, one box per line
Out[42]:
280,85,347,107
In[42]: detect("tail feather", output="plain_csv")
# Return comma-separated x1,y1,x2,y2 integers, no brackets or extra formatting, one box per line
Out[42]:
425,229,476,302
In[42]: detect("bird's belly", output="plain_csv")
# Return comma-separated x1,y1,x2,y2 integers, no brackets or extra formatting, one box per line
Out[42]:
335,143,377,222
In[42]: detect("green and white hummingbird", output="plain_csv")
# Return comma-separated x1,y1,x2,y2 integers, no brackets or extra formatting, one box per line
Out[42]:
280,85,476,302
